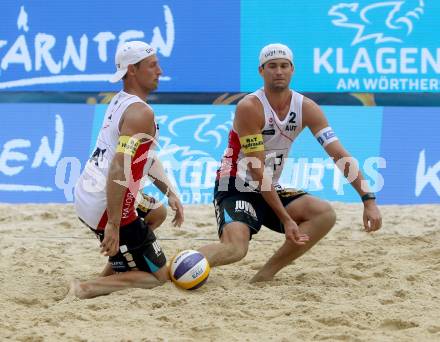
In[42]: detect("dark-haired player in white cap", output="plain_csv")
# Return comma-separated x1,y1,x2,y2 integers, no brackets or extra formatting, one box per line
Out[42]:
199,43,382,283
72,41,184,298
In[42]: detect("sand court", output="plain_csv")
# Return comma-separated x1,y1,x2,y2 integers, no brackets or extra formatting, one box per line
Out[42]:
1,203,439,341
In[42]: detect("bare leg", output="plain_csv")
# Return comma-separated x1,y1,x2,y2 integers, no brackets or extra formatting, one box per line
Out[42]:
198,222,250,267
72,203,170,299
98,205,166,278
100,262,115,277
71,265,169,299
143,204,167,231
251,196,336,283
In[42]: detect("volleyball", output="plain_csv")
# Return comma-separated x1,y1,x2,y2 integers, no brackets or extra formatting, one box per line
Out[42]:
169,250,210,290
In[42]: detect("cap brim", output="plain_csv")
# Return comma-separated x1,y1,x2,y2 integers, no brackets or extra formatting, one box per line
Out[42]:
259,57,293,67
109,69,127,83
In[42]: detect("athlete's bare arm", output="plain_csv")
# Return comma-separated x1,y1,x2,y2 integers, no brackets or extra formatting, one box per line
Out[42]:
101,103,156,257
146,156,184,227
234,96,309,245
302,97,382,231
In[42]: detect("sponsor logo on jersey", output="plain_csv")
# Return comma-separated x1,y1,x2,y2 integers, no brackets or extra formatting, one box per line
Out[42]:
262,129,275,135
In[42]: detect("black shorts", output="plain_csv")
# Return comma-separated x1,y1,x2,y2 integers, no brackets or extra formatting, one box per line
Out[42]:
89,217,166,273
214,177,307,238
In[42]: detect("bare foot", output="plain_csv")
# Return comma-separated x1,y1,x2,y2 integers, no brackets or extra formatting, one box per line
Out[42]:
70,279,89,299
249,274,273,283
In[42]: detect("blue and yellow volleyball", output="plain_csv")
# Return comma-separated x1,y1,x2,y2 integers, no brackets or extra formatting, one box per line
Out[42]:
169,250,210,290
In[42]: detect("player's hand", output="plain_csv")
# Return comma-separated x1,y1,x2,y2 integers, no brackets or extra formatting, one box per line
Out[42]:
283,219,309,245
168,193,184,227
100,222,120,256
363,200,382,232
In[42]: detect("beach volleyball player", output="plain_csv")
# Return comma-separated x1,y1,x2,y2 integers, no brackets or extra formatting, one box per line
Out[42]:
72,41,183,299
199,43,382,283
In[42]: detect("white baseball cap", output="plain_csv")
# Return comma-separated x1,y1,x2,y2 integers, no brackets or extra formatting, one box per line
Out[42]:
259,43,293,67
109,41,156,83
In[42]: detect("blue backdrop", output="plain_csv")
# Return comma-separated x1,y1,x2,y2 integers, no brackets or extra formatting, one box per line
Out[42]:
2,1,439,92
241,0,440,92
0,1,240,91
0,104,94,202
1,103,439,204
380,107,440,204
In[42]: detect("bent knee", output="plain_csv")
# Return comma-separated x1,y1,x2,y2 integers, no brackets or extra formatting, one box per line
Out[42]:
231,244,248,262
322,202,337,228
145,205,167,230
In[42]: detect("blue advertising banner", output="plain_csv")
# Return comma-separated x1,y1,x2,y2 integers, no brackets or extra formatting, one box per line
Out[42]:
241,0,440,92
0,1,240,92
0,104,94,202
380,107,440,204
1,103,439,204
2,1,438,93
54,103,387,204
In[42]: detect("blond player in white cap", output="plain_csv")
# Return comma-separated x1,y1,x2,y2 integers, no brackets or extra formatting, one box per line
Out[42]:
72,41,184,298
199,43,382,282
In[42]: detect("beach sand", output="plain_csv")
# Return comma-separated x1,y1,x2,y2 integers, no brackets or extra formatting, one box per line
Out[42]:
1,203,439,341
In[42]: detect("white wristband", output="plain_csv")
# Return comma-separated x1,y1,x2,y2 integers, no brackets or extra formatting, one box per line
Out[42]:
314,126,338,147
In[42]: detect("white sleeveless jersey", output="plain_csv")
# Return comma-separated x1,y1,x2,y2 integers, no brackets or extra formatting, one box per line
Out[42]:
218,88,304,190
74,91,157,229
